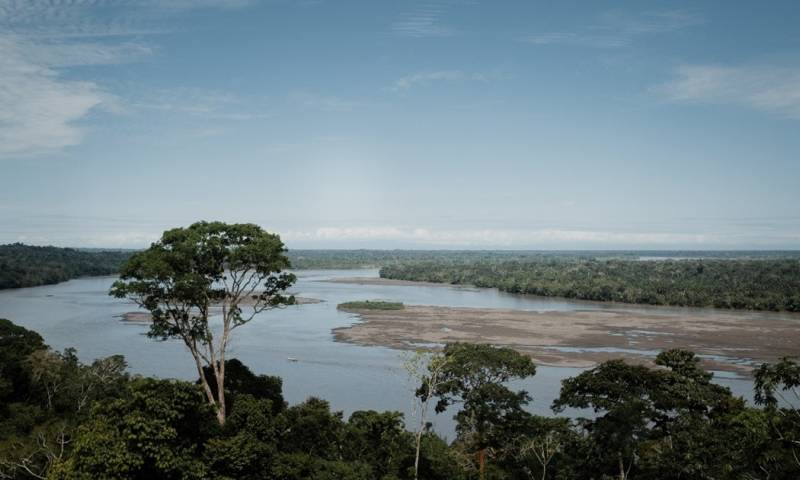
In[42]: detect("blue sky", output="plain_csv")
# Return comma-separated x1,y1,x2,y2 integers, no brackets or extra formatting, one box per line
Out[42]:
1,0,799,249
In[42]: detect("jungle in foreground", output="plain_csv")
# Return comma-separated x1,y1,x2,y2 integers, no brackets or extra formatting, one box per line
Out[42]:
1,318,799,480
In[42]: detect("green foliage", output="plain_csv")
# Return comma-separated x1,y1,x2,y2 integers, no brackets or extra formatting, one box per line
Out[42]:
109,221,296,425
344,410,412,477
552,350,766,479
381,257,800,311
201,358,286,416
26,348,128,415
2,318,800,480
110,221,296,342
52,378,216,480
268,453,372,480
0,320,129,480
337,300,405,310
0,318,46,407
753,357,800,476
287,249,800,270
0,243,131,289
426,343,537,474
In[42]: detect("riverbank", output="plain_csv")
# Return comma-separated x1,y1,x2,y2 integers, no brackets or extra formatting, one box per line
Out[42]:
333,304,800,374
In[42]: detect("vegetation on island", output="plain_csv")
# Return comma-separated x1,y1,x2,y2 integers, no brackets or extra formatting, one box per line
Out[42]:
381,258,800,311
338,300,405,311
1,317,799,479
0,244,132,290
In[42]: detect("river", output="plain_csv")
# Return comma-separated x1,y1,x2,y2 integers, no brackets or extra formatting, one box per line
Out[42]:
0,269,758,438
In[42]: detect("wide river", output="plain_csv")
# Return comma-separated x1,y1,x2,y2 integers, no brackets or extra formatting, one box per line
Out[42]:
0,269,757,438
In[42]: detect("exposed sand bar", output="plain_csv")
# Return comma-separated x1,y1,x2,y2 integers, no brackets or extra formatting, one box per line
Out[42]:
333,305,800,374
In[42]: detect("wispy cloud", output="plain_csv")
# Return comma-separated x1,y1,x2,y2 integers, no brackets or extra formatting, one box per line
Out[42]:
392,2,454,38
132,88,272,120
525,10,703,48
0,0,260,158
0,35,123,158
287,92,369,112
655,64,800,118
389,70,503,92
0,0,255,37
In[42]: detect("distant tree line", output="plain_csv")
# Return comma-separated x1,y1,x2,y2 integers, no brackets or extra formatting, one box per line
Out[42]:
381,258,800,311
6,242,800,308
2,318,799,479
0,244,132,290
286,249,800,270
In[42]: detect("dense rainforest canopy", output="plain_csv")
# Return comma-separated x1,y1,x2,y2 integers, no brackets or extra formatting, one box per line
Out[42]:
287,249,800,270
0,244,132,290
380,258,800,312
1,318,799,479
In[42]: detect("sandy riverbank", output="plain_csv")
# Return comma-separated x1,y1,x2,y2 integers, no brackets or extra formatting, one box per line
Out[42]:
333,305,800,374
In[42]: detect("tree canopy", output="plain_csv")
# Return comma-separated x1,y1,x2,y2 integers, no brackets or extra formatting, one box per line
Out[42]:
110,221,296,425
2,317,799,480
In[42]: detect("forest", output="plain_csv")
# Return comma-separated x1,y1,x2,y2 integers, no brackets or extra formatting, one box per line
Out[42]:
1,318,799,479
5,243,800,312
286,249,800,270
0,244,132,290
380,258,800,312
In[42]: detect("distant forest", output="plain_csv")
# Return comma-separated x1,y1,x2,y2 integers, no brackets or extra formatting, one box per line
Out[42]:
381,258,800,312
0,244,132,289
4,244,800,311
287,249,800,269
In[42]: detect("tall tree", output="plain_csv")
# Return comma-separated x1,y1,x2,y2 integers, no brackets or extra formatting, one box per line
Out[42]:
754,357,800,474
428,343,537,479
110,221,295,425
404,350,452,480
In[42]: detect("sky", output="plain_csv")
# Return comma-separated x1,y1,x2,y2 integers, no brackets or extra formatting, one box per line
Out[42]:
1,0,799,250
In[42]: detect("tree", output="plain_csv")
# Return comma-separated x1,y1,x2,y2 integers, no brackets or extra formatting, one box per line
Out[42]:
754,357,800,474
404,350,452,480
0,325,127,480
345,410,412,478
553,350,740,480
49,378,215,480
110,221,296,425
0,318,46,407
201,358,285,417
428,343,537,479
554,359,658,480
511,418,573,480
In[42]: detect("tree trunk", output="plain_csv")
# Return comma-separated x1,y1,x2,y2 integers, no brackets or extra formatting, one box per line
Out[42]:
187,342,224,425
414,430,422,480
478,448,487,480
618,452,626,480
215,364,226,426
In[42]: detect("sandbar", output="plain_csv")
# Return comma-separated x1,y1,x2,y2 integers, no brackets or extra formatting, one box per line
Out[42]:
333,305,800,375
